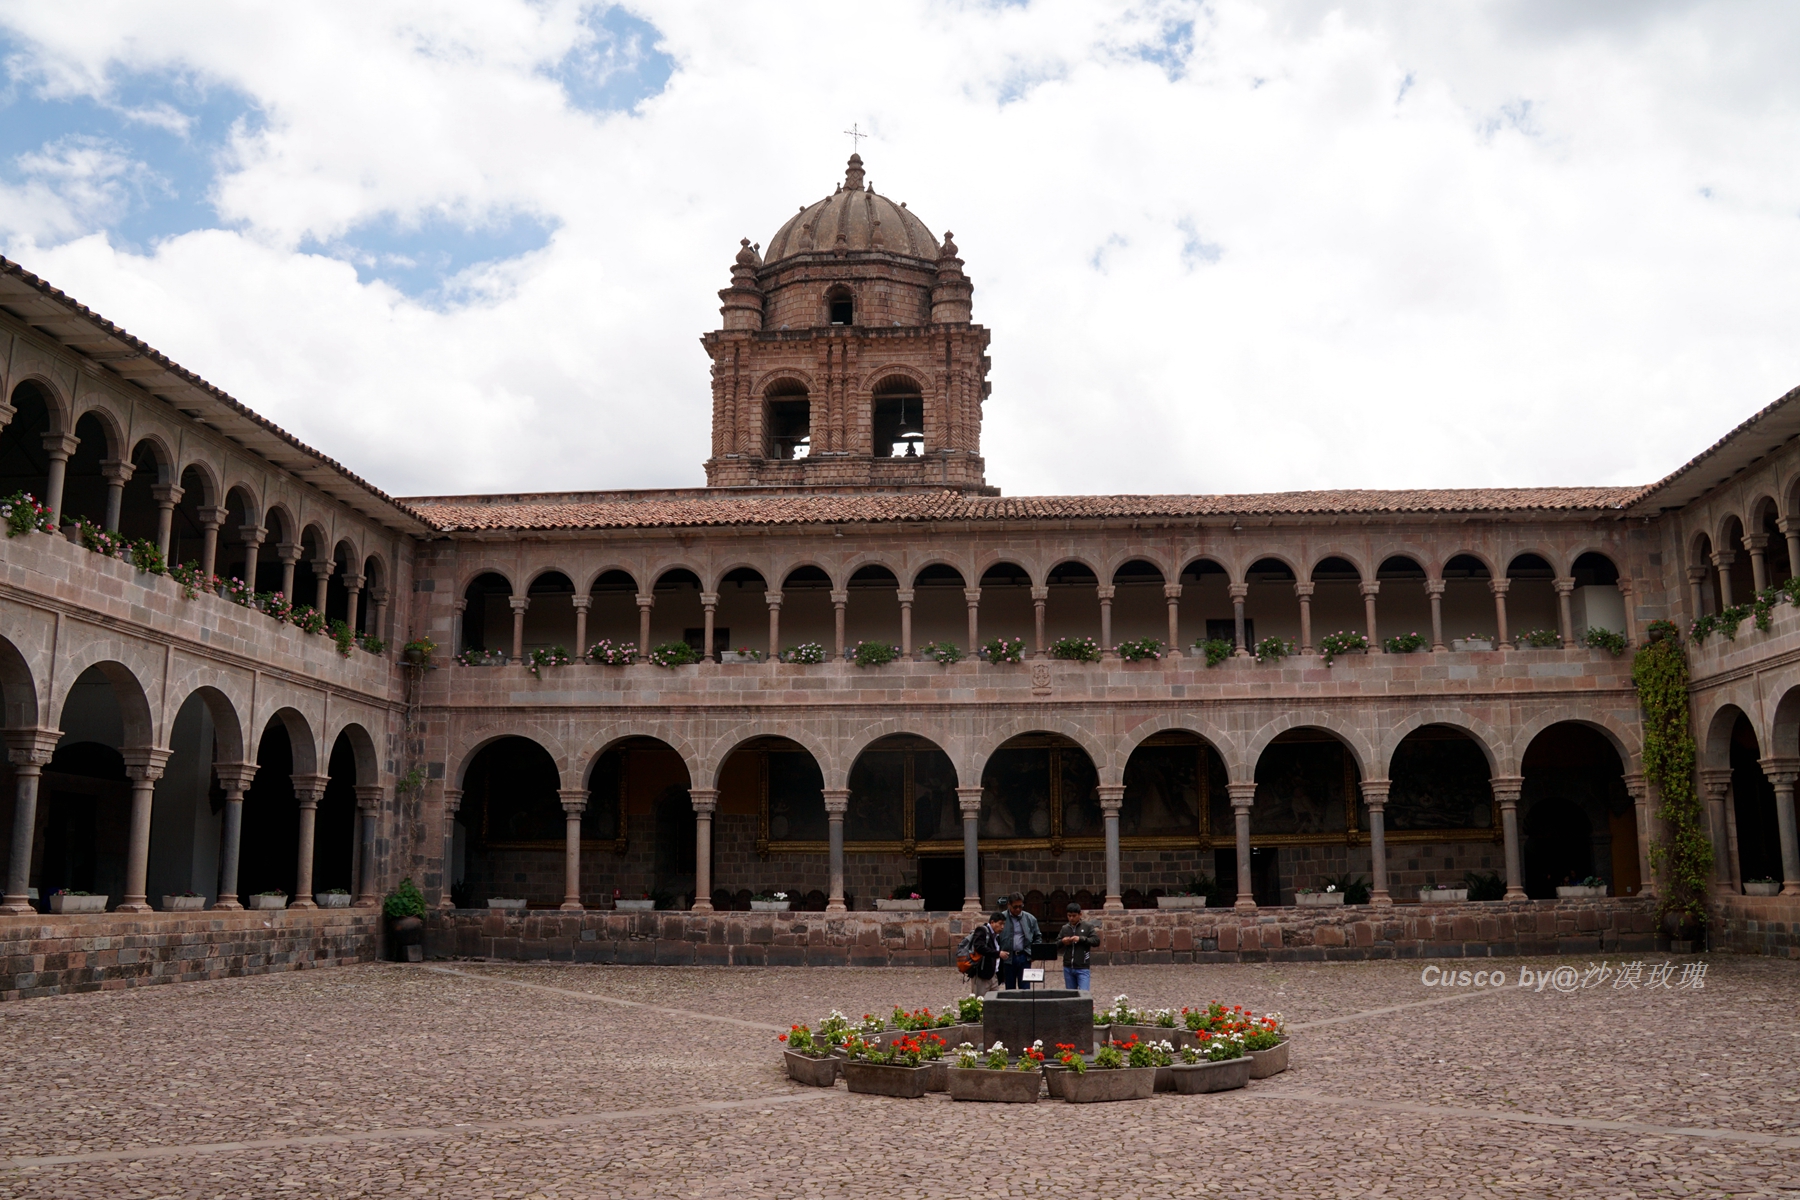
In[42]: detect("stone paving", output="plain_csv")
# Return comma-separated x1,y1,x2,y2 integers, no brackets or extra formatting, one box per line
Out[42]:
1,955,1796,1197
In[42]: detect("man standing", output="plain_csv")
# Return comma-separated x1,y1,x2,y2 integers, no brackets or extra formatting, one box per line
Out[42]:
1058,901,1099,993
967,910,1006,997
998,893,1042,991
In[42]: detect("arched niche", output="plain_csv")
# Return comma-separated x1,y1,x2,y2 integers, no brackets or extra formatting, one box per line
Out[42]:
1177,558,1231,652
844,564,900,651
845,733,958,846
456,736,562,905
1506,554,1559,645
1519,722,1635,898
461,572,514,656
979,732,1099,843
523,571,575,653
910,563,967,654
717,735,823,907
712,567,767,658
1109,559,1166,645
1244,557,1299,649
778,565,833,655
0,380,56,505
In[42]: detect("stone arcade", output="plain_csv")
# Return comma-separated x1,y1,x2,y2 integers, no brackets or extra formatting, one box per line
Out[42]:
1,155,1798,995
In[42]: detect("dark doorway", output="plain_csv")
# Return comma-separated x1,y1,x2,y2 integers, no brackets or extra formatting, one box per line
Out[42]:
1214,846,1280,907
653,786,697,905
1523,799,1594,898
918,855,969,912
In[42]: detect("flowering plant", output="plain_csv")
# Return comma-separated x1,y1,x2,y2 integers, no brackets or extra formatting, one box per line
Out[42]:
261,592,293,623
1,490,54,537
647,640,698,668
1383,631,1429,653
1092,1044,1125,1069
1196,637,1233,667
851,1033,929,1067
76,518,126,558
726,645,763,661
1241,1013,1285,1052
852,640,900,667
1183,1002,1232,1032
1517,627,1559,648
983,1042,1009,1070
292,606,329,636
454,647,505,666
1055,1043,1087,1074
357,633,387,655
1584,626,1627,655
919,640,963,665
954,1042,981,1069
752,890,789,903
890,1005,945,1031
1188,1029,1247,1061
1017,1040,1045,1071
783,642,827,665
526,646,572,678
779,1023,831,1058
587,639,635,665
855,1011,884,1037
1097,994,1138,1026
1317,630,1369,666
955,995,983,1023
127,539,166,575
169,561,218,600
916,1032,948,1061
1148,1039,1177,1067
889,883,923,900
1150,1007,1177,1028
223,576,257,606
979,636,1026,664
1253,636,1296,664
1116,637,1164,662
326,619,357,657
816,1010,851,1048
1049,635,1101,662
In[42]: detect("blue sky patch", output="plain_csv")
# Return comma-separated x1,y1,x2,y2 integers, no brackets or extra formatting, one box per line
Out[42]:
302,209,559,301
551,5,674,115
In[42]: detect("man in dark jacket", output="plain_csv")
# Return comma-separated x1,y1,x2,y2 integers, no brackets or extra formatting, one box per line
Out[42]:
968,911,1006,997
1057,902,1099,992
998,893,1042,991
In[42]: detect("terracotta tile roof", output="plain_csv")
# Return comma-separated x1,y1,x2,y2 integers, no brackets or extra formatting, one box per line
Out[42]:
406,486,1643,533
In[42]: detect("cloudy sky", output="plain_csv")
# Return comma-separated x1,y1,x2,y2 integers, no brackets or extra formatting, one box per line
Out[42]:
0,1,1796,500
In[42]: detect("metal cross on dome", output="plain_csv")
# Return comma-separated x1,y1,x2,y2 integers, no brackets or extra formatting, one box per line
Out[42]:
844,123,869,153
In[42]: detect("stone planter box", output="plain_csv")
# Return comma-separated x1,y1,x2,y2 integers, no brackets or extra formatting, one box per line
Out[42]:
1744,881,1782,897
947,1066,1042,1103
750,900,792,912
1556,885,1607,898
1170,1056,1253,1094
315,892,354,908
874,898,925,911
487,898,527,909
50,893,107,913
614,899,655,911
1043,1062,1070,1098
922,1058,950,1092
1060,1066,1156,1104
842,1061,932,1098
1453,638,1494,652
718,651,762,664
1248,1038,1290,1079
247,894,288,910
1155,895,1209,909
1418,888,1468,903
1296,892,1345,907
783,1051,839,1087
1154,1064,1178,1092
938,1023,984,1050
161,894,206,912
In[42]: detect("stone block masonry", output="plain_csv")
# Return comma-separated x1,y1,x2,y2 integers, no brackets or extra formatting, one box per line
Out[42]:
1713,894,1800,958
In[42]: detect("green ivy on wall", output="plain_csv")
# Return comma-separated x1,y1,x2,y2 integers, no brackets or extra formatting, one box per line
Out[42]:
1631,620,1712,925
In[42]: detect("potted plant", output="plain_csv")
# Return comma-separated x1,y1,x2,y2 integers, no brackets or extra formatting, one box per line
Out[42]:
852,640,901,668
1744,877,1781,897
384,877,428,962
487,897,527,909
1116,637,1165,663
778,1023,841,1087
315,888,354,909
781,642,827,665
49,890,107,914
977,636,1026,665
1417,884,1469,903
248,890,288,910
1169,1033,1253,1093
161,891,207,912
919,640,963,665
876,885,926,911
718,645,762,664
750,890,792,911
1048,636,1101,663
613,890,656,911
841,1034,935,1098
1555,876,1608,898
1243,1012,1290,1079
947,1040,1043,1103
1059,1038,1156,1103
401,637,436,666
1294,885,1345,907
1157,875,1215,908
1463,871,1506,901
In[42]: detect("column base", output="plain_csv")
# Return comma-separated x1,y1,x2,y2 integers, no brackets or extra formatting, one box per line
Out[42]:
212,899,243,912
0,898,37,916
1503,888,1527,901
559,901,585,911
1233,898,1257,913
1102,897,1124,912
961,899,983,916
289,899,318,911
689,900,715,913
115,901,152,913
826,901,846,914
353,897,379,909
1369,893,1393,907
1783,883,1800,897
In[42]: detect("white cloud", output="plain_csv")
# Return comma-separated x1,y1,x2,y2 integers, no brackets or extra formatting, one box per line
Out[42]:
0,0,1797,499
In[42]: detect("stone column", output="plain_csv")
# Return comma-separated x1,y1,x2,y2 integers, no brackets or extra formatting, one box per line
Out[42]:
1686,566,1709,623
1425,579,1447,651
118,749,172,912
558,787,588,910
509,595,528,663
831,589,848,660
698,593,716,661
1617,578,1637,645
1781,518,1800,589
276,542,301,600
1745,534,1770,593
440,787,463,909
572,594,592,657
196,505,228,581
1227,782,1257,911
1164,582,1182,657
213,761,258,911
312,558,334,613
1761,761,1800,896
1097,585,1115,657
40,432,76,528
451,599,467,657
823,788,849,912
1031,586,1049,657
965,587,981,653
1228,583,1249,656
1295,581,1315,655
897,590,914,658
0,730,59,914
1622,772,1656,898
1360,780,1392,905
1554,577,1575,647
1713,550,1736,608
368,590,389,649
1490,578,1513,649
342,573,365,633
1099,784,1124,911
1699,768,1735,893
636,593,655,656
354,784,383,907
765,590,782,659
689,788,718,911
100,459,133,533
1360,579,1381,651
290,773,331,909
150,482,182,561
957,785,984,914
1492,775,1526,900
239,526,266,590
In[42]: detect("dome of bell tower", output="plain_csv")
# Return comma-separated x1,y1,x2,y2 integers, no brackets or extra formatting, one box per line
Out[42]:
763,155,941,263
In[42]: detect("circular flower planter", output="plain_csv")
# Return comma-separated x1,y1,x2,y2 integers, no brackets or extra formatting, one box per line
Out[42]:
1247,1038,1290,1079
842,1061,932,1098
783,1051,839,1087
947,1067,1042,1103
1060,1066,1156,1103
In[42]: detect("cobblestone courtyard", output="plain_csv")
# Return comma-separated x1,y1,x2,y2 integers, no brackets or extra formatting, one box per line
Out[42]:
1,956,1796,1198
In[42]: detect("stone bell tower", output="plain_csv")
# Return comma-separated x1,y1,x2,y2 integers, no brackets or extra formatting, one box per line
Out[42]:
701,155,993,491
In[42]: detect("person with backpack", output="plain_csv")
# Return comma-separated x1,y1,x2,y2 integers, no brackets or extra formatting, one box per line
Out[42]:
1057,901,1099,993
960,911,1006,996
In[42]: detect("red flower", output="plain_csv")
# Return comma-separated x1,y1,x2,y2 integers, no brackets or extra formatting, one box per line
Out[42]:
778,1034,788,1042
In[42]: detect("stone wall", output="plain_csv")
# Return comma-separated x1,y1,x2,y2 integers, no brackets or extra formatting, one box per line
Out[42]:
1712,894,1800,958
425,897,1659,966
0,910,380,1000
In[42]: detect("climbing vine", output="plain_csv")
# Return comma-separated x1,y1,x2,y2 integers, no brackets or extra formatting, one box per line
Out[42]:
1631,619,1712,925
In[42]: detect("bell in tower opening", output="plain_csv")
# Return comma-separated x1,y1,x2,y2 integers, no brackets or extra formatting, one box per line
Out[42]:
701,155,994,493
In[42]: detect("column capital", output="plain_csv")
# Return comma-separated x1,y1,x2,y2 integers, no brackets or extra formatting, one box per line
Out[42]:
1226,781,1257,809
149,482,184,506
1490,774,1524,805
1698,766,1733,799
895,589,915,604
558,786,589,815
764,590,783,608
956,784,984,815
569,594,592,612
1164,582,1183,600
1616,576,1634,595
1488,577,1510,596
1029,586,1049,602
291,772,331,805
5,727,62,766
1686,565,1710,584
698,592,718,607
508,594,529,612
99,459,134,484
452,597,468,614
214,761,259,794
122,746,172,781
1553,576,1576,595
688,786,719,815
963,588,982,605
1759,756,1800,787
1359,779,1391,807
354,783,386,813
276,540,304,565
341,573,365,591
194,504,229,531
1743,533,1770,552
1228,582,1249,601
1711,549,1737,568
1621,771,1650,802
1097,784,1124,811
312,558,337,580
636,593,656,609
443,786,464,814
40,431,79,460
821,787,849,815
1292,581,1315,598
829,590,848,606
238,524,267,547
1359,580,1381,598
1095,585,1116,602
1425,578,1446,596
1781,516,1800,536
